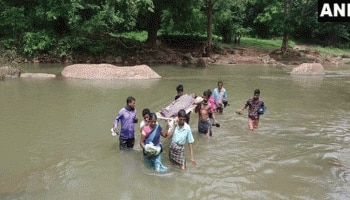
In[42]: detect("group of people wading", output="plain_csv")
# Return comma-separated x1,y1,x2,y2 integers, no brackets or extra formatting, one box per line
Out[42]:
111,81,265,172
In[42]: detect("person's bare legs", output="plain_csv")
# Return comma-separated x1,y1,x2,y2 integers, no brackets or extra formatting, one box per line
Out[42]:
248,118,254,132
205,126,212,138
248,118,259,132
253,120,259,130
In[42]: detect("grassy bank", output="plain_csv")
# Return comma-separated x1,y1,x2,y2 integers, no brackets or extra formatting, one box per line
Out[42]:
239,37,296,50
310,46,350,57
238,37,349,57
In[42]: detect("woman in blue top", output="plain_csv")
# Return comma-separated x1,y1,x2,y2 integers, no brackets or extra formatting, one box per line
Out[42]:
140,113,169,172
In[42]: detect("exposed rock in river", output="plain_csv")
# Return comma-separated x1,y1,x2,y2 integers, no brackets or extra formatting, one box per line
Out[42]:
61,64,161,79
290,63,325,76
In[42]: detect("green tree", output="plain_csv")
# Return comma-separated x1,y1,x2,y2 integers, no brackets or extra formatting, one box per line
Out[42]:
201,0,219,55
213,0,248,43
252,0,318,51
202,0,250,55
0,5,26,47
138,0,199,46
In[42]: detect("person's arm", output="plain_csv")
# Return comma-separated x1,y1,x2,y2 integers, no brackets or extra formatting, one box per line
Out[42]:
113,114,120,128
237,100,249,114
186,128,196,166
139,120,145,133
212,88,217,101
188,143,196,166
194,104,201,113
112,110,123,134
161,121,170,138
165,120,175,138
140,131,146,150
133,111,138,123
223,89,227,101
211,111,218,124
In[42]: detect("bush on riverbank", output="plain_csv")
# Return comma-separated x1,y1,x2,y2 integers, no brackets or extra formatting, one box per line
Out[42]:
0,33,349,66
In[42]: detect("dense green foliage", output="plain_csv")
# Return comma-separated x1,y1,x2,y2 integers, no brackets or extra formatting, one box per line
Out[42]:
0,0,348,60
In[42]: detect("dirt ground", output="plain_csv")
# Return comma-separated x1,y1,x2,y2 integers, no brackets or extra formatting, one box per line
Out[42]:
120,43,349,67
12,42,349,67
209,44,349,66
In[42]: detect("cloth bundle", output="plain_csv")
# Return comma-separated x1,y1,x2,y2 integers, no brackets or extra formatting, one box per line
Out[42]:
144,142,161,155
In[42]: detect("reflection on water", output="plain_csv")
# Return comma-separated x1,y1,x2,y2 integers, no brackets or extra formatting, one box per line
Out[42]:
1,64,350,199
291,74,324,88
63,78,161,90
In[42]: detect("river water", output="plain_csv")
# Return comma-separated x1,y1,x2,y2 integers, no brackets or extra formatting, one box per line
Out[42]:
1,64,350,199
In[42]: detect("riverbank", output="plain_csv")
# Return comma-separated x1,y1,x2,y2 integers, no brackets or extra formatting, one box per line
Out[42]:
118,44,350,67
32,44,350,67
2,41,350,68
234,44,350,66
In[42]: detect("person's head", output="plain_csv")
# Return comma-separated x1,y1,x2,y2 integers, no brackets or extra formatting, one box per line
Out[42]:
207,89,212,97
217,81,223,90
148,113,157,128
202,90,211,104
253,89,260,100
177,109,187,126
176,84,184,95
142,108,151,122
126,96,136,109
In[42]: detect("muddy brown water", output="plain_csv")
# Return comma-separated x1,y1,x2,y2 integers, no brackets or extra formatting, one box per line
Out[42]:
1,64,350,199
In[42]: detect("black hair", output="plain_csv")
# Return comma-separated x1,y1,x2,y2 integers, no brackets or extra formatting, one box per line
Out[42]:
176,84,184,92
178,109,186,118
254,89,260,95
206,89,212,96
203,90,211,98
218,80,223,85
142,108,150,116
126,96,135,104
149,113,157,120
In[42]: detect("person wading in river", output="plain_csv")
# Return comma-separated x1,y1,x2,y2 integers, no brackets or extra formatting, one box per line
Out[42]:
166,109,196,170
112,96,138,150
195,90,213,138
237,89,266,132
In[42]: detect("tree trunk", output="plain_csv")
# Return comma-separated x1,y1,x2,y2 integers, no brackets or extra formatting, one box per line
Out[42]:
281,0,293,53
146,7,161,46
204,0,214,57
281,31,289,52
